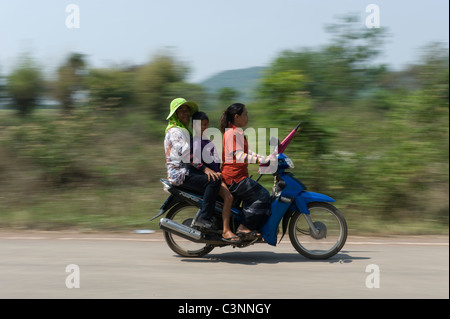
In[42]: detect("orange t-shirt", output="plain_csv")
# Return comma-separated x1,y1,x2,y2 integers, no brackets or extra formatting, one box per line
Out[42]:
221,125,249,185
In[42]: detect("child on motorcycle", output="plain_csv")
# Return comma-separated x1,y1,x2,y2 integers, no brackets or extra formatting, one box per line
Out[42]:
164,98,222,230
192,111,240,243
220,103,273,237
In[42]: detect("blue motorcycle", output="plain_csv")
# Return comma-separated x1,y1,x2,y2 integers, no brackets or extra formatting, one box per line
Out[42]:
152,124,347,259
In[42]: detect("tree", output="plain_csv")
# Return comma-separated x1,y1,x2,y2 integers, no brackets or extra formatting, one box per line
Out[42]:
259,70,308,106
53,53,87,114
263,14,388,104
87,68,135,109
323,14,388,99
218,87,240,106
164,82,207,108
257,68,332,164
415,42,449,104
135,53,189,114
7,54,44,116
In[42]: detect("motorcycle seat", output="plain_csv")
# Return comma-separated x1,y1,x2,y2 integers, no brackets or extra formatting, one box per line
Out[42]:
160,178,241,207
160,178,211,197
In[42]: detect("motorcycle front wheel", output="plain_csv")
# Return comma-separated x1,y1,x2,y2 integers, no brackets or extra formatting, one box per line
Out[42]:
289,202,347,259
164,202,214,258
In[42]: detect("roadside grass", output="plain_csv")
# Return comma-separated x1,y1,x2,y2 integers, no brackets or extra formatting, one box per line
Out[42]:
1,180,448,235
0,185,165,232
0,108,448,236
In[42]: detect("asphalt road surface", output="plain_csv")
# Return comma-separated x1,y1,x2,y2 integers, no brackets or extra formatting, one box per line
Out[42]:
0,231,448,299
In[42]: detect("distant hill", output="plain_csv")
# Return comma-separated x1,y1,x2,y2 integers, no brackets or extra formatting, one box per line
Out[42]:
199,66,267,102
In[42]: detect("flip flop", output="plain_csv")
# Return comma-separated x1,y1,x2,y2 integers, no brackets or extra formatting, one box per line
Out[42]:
236,231,249,237
222,236,241,243
250,230,261,237
237,230,261,239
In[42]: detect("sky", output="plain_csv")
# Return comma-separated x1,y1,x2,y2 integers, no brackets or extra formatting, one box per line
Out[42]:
0,0,448,83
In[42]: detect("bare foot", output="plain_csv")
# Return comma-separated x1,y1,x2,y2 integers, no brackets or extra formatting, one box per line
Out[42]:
236,225,261,237
223,230,238,239
236,225,251,234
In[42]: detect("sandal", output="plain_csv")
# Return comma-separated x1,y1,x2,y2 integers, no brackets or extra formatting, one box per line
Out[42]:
222,236,241,243
237,230,261,239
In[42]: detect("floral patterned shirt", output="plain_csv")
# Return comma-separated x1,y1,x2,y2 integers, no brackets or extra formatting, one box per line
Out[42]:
164,127,204,186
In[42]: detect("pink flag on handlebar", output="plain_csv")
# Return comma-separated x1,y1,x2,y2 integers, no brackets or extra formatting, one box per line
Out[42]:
278,123,301,154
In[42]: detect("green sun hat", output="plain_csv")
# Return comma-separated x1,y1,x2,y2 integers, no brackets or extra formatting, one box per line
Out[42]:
166,98,199,120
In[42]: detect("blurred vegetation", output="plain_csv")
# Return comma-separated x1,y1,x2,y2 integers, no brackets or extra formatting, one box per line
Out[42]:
0,15,448,234
5,54,44,116
51,53,87,114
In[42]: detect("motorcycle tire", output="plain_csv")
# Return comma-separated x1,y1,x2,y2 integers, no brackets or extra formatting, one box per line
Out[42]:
289,202,347,259
164,202,215,258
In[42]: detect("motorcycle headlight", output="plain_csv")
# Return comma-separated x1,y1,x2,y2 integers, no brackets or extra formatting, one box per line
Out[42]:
285,157,295,168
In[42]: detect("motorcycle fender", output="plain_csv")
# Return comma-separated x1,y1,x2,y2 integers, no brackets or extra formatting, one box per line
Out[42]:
261,198,292,246
150,195,179,221
280,210,295,244
294,191,335,215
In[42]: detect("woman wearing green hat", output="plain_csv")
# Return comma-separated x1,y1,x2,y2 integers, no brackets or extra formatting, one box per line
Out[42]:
164,98,222,229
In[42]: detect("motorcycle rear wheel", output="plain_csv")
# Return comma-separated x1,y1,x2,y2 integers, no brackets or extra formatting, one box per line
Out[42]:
289,202,347,259
164,202,214,257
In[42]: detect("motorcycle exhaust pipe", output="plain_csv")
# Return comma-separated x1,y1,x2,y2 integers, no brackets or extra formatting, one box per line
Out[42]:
159,218,202,241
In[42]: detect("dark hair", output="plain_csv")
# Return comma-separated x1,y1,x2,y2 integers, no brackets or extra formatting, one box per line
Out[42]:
192,111,209,121
220,103,245,133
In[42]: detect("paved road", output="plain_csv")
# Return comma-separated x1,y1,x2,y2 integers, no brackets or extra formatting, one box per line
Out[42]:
0,231,448,299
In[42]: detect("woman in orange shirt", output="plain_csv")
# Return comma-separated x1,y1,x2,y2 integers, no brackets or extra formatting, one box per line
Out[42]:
220,103,272,236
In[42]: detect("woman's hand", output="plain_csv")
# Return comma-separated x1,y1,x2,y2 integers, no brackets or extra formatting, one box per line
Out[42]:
204,167,221,182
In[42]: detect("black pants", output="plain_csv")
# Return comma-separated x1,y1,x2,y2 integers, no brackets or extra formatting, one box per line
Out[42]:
181,167,221,220
228,177,271,231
